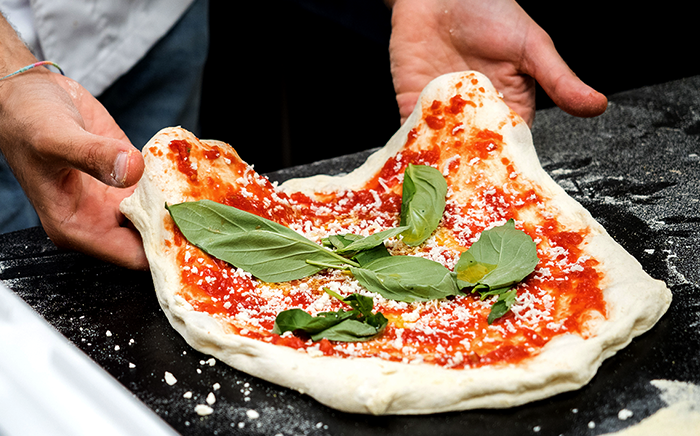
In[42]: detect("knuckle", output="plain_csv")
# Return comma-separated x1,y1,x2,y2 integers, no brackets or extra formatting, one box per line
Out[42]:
80,141,103,171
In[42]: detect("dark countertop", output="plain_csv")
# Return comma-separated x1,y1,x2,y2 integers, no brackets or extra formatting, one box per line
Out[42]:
2,76,699,435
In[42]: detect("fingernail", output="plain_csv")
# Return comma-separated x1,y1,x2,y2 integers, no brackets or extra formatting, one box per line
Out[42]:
111,151,129,186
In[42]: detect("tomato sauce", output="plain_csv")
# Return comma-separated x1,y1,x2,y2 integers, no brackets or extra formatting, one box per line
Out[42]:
168,139,198,181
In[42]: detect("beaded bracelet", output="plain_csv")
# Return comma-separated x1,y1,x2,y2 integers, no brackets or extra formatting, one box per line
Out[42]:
0,61,64,81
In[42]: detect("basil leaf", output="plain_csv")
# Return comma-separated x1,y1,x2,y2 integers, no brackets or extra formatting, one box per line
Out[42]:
399,164,448,246
326,291,388,330
322,234,364,250
272,293,387,342
167,200,353,283
353,244,392,266
272,309,342,335
335,226,409,255
340,292,375,315
453,220,537,323
477,285,512,299
454,219,538,290
310,318,384,342
486,288,518,324
350,255,460,303
322,227,406,266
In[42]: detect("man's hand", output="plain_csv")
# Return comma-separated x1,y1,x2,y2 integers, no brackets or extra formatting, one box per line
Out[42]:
0,66,148,269
388,0,608,125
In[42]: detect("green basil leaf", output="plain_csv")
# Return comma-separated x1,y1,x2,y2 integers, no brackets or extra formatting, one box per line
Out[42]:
310,318,386,342
322,234,364,250
454,219,538,290
273,293,387,342
340,292,375,315
353,244,392,266
334,226,409,255
364,312,389,330
272,308,345,335
487,288,518,324
477,285,512,299
399,164,448,246
330,291,388,330
322,227,406,266
166,200,353,283
350,255,460,303
322,287,345,301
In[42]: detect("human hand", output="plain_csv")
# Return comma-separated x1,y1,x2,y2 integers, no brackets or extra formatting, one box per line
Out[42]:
0,67,148,269
388,0,608,125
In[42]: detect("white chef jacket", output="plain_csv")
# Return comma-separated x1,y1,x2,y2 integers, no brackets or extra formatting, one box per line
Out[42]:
1,0,194,96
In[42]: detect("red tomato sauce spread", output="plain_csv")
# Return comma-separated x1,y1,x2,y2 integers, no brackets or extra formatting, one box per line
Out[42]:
164,82,605,369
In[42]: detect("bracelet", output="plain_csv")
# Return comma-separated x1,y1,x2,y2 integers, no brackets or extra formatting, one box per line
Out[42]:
0,61,65,82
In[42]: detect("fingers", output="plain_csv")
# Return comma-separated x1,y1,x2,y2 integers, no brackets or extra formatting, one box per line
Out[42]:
0,66,148,269
44,75,145,188
71,134,145,188
546,74,608,118
37,178,150,270
46,219,149,270
523,31,608,118
397,92,420,124
38,127,145,188
39,133,148,268
1,73,146,189
83,226,150,270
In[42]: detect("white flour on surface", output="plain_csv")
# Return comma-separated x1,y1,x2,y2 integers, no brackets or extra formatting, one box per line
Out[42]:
604,380,700,435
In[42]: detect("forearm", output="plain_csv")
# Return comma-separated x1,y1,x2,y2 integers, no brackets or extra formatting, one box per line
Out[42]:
0,13,38,77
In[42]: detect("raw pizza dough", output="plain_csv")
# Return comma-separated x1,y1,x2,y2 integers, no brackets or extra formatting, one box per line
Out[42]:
120,71,671,415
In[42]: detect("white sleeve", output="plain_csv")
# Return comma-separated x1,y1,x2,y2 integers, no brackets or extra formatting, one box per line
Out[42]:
29,0,194,95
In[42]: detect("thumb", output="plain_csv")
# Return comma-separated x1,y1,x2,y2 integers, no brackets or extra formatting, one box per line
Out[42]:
58,130,145,188
524,32,608,118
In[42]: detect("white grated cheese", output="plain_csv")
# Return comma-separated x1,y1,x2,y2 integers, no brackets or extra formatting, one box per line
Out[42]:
164,371,177,386
194,404,213,416
206,392,216,405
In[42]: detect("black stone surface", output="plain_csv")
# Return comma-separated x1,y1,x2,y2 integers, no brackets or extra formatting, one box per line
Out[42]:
1,76,699,435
